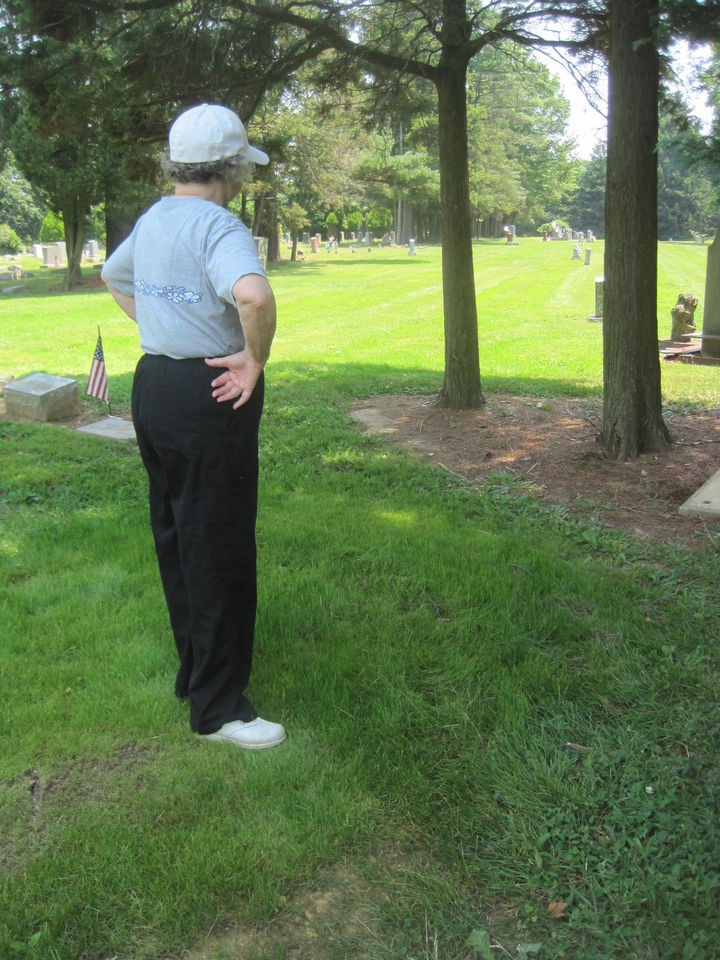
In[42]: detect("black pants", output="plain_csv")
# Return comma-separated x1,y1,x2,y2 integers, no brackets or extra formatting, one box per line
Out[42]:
132,354,263,734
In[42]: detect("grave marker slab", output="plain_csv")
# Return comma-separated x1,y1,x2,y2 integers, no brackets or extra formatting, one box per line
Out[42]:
679,467,720,520
5,373,80,421
77,417,136,440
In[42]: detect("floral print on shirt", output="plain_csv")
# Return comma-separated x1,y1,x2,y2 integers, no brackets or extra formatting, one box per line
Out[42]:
134,279,202,304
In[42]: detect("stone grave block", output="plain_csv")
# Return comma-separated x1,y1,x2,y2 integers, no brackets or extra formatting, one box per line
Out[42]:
5,373,80,421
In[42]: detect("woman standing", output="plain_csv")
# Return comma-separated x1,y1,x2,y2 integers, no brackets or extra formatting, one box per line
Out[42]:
102,104,285,750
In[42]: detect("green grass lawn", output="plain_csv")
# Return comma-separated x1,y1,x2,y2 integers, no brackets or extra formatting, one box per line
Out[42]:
1,240,719,960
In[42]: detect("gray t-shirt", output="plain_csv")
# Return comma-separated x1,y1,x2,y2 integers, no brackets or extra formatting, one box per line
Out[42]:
101,196,267,359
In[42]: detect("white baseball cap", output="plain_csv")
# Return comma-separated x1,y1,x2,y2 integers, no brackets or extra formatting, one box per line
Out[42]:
168,103,269,165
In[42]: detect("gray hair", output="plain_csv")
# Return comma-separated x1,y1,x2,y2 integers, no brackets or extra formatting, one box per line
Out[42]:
161,153,256,185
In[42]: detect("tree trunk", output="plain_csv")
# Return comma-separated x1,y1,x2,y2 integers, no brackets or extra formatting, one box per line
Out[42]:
105,206,136,257
600,0,669,459
267,194,281,263
436,59,484,409
61,197,87,290
252,191,265,236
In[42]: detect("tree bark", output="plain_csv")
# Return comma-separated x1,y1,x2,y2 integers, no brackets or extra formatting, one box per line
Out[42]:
61,197,88,290
105,207,136,257
436,59,484,409
600,0,669,459
267,194,281,263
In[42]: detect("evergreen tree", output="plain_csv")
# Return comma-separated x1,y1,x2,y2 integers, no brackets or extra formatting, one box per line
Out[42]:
657,111,719,240
568,145,606,236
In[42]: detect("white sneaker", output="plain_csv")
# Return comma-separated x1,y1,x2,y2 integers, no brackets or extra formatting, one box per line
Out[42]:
201,717,286,750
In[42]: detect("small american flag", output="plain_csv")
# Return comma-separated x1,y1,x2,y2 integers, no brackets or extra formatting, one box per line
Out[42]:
86,328,109,403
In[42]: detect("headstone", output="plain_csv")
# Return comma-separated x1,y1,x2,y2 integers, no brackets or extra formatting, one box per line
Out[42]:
42,242,67,267
339,231,345,243
5,373,80,421
310,235,320,254
702,226,720,359
253,236,268,269
589,276,604,322
584,247,592,266
86,239,100,262
572,243,582,260
33,244,43,259
670,292,698,340
350,232,356,241
408,238,416,256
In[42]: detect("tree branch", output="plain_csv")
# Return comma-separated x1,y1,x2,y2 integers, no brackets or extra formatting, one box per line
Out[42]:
228,1,443,82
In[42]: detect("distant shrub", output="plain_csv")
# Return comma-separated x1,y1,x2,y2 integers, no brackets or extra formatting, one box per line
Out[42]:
0,224,22,254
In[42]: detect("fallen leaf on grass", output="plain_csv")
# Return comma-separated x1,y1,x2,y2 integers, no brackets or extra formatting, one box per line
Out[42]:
547,899,568,920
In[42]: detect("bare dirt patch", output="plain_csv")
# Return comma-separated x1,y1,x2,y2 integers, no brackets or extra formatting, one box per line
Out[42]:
165,863,382,960
351,394,720,549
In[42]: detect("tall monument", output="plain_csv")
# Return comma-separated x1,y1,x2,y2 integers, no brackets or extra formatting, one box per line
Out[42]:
702,226,720,359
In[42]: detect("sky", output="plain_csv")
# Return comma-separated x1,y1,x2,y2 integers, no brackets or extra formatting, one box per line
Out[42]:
541,40,716,160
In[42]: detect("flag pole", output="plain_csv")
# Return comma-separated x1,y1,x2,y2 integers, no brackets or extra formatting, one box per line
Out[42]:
103,325,112,417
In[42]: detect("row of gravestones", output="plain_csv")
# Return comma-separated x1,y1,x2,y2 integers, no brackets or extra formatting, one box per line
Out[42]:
28,240,101,266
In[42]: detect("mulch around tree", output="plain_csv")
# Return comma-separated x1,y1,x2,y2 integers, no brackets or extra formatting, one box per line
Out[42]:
350,394,720,549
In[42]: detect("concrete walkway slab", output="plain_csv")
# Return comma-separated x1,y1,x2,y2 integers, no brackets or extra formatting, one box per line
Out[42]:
77,416,136,441
679,467,720,520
